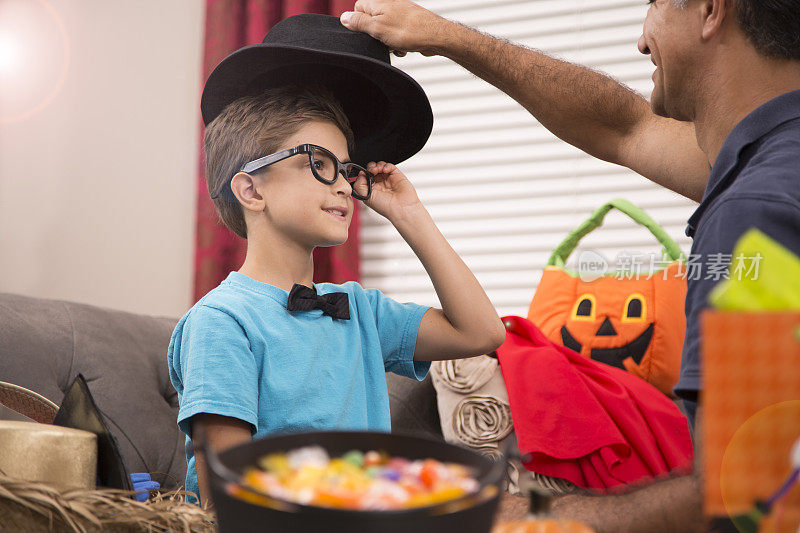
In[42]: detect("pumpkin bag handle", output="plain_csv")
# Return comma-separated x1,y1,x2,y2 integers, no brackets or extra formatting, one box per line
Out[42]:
548,198,685,268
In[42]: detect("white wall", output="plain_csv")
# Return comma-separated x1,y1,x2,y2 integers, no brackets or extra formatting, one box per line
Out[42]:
0,0,205,317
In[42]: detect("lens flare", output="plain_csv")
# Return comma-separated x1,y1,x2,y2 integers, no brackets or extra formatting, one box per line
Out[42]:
0,34,20,73
0,0,70,124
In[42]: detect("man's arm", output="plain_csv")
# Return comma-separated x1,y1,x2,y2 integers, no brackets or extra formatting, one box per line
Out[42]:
551,407,705,533
341,0,710,202
551,472,704,533
192,413,252,509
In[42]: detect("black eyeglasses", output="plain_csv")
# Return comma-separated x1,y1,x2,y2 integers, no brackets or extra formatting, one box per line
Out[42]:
211,144,373,201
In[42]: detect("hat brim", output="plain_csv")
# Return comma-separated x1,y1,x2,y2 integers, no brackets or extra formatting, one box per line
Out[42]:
0,380,58,423
201,44,433,167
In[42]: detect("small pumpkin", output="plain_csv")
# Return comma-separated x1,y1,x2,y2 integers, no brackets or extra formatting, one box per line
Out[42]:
492,519,595,533
492,489,595,533
527,200,686,396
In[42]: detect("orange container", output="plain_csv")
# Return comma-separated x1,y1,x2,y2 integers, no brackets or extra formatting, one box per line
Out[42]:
702,311,800,532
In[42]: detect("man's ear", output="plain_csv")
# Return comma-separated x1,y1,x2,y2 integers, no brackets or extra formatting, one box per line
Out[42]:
700,0,728,41
230,172,266,212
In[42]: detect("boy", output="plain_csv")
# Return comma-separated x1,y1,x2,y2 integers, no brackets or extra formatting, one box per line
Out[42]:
168,14,506,508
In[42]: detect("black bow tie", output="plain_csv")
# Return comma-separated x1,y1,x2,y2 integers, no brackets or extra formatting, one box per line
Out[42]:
286,284,350,320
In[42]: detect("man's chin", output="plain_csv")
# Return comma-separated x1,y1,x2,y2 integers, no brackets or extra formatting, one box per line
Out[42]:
651,90,693,122
650,94,670,118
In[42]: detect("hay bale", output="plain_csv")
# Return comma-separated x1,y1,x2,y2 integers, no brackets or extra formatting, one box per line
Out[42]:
0,474,215,532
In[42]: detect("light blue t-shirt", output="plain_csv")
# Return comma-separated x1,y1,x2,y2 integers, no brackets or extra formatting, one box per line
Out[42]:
167,272,430,500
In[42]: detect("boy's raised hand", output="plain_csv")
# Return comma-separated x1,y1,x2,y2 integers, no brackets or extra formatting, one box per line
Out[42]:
356,164,505,362
356,163,506,361
359,161,422,221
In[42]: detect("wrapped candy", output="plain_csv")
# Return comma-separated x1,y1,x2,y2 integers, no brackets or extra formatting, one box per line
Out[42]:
239,446,479,511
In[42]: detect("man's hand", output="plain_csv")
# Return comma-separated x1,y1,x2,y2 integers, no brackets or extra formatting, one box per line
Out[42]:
340,0,452,56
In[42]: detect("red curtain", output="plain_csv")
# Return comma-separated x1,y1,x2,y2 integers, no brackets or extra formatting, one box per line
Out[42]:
194,0,359,302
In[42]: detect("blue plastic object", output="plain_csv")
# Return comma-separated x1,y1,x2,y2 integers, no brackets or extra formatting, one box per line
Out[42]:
130,473,160,502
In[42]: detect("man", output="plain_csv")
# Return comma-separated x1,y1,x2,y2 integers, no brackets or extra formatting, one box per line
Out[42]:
341,1,800,531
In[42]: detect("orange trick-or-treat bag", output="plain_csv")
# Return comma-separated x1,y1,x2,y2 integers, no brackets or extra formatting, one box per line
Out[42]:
528,199,686,396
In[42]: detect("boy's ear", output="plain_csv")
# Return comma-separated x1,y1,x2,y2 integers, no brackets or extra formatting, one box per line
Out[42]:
230,172,266,212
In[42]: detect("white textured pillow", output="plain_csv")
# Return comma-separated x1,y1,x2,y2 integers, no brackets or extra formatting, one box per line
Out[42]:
431,356,512,455
431,356,574,496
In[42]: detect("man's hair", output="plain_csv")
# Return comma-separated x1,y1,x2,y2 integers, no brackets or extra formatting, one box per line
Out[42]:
674,0,800,60
203,85,355,239
733,0,800,60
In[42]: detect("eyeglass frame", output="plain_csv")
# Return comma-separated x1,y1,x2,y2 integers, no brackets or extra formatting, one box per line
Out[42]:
210,143,374,201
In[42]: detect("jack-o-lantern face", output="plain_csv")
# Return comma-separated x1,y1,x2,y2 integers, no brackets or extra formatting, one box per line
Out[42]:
560,292,653,371
527,261,687,396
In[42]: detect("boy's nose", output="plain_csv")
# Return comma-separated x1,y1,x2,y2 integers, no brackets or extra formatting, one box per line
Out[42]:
333,170,353,196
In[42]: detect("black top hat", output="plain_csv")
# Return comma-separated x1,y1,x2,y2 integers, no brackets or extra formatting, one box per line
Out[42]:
200,14,433,167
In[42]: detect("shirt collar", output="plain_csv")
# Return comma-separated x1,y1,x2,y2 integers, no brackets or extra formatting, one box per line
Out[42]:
686,89,800,237
226,270,329,303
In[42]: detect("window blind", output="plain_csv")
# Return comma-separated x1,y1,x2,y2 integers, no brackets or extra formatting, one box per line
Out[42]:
360,0,697,317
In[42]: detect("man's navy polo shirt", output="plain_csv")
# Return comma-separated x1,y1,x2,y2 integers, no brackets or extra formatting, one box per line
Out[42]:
676,89,800,418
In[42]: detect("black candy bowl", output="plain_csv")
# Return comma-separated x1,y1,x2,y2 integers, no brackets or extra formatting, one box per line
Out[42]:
206,430,505,533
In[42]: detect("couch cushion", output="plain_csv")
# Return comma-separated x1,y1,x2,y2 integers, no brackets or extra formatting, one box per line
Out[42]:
386,372,442,440
0,293,184,490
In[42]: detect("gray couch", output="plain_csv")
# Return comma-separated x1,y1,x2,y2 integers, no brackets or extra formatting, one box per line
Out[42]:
0,292,442,490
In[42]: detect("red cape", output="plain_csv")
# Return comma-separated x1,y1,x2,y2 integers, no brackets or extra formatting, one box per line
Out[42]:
496,316,693,490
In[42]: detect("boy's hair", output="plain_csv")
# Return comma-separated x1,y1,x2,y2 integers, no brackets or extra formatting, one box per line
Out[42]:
204,85,355,239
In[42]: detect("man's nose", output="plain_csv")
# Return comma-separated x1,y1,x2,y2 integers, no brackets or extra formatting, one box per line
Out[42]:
638,34,650,55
